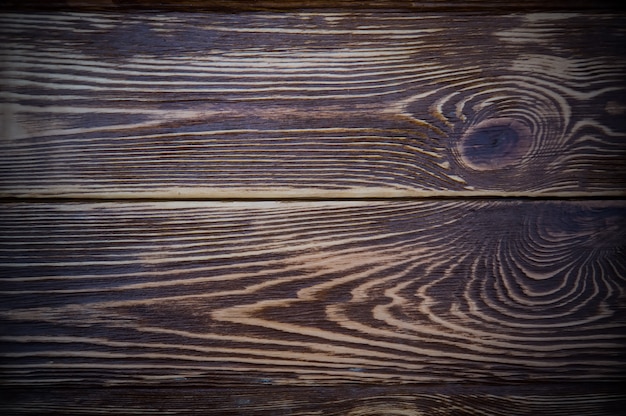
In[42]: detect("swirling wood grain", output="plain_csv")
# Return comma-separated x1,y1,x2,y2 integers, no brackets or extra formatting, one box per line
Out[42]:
1,201,624,386
1,12,625,198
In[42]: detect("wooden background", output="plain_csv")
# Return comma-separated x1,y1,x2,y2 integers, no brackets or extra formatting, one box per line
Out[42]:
1,1,625,414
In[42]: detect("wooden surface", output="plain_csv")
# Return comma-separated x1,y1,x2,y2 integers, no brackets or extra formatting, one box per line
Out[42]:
1,12,625,198
1,8,626,416
1,1,624,12
2,385,626,415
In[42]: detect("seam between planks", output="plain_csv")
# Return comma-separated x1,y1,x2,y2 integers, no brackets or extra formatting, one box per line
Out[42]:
2,195,626,204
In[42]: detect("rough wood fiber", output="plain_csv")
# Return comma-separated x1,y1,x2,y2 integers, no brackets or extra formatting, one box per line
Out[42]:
1,6,625,415
0,1,623,12
1,385,625,415
1,201,624,387
1,12,625,198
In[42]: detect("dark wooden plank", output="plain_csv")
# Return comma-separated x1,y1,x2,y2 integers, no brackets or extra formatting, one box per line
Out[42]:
1,200,624,387
0,0,623,12
1,13,625,198
1,384,625,415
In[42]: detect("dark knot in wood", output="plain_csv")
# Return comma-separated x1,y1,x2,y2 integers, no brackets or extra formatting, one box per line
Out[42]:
459,118,531,171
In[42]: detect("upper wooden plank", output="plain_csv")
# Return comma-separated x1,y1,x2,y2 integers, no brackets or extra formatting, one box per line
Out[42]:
0,0,623,12
1,12,625,199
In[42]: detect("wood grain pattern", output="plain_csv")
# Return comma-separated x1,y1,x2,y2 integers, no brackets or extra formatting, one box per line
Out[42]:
1,7,625,414
2,385,626,415
1,201,624,387
1,12,625,198
0,1,623,12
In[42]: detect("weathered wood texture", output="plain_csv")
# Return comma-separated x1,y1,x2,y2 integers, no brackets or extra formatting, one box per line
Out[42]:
1,7,626,415
1,201,624,387
1,13,625,198
2,385,626,415
0,1,623,12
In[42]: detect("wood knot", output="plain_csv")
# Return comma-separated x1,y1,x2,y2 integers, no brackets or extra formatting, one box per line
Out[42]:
458,118,531,171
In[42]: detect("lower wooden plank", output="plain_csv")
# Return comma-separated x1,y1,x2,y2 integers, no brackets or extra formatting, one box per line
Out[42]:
1,385,625,415
0,201,625,387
